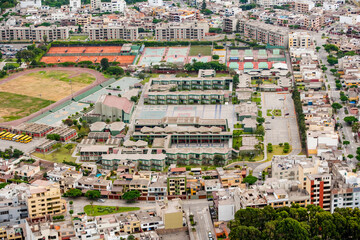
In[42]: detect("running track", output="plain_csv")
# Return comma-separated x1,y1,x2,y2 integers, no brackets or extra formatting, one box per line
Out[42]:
0,67,108,127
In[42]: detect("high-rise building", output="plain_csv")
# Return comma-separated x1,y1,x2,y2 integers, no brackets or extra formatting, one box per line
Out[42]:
69,0,81,10
289,32,314,49
148,0,163,6
27,180,66,220
91,0,101,10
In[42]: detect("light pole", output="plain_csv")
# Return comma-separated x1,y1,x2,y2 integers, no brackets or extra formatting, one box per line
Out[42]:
69,80,73,100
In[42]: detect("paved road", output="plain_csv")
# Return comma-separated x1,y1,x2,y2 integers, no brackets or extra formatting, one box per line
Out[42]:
183,199,214,240
312,29,358,168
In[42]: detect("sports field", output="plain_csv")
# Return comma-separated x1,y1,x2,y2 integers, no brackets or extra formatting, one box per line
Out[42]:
0,70,96,101
0,92,54,122
189,46,212,56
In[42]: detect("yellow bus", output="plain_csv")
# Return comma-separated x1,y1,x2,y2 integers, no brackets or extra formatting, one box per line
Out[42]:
17,135,27,142
20,136,29,143
22,136,31,143
26,137,33,143
0,131,7,137
6,134,15,140
2,132,10,139
14,135,23,142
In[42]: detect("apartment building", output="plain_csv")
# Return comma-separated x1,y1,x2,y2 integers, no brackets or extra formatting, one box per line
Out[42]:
155,22,209,41
150,77,232,90
91,0,101,9
237,19,289,47
217,168,243,188
144,90,231,105
223,17,237,32
155,199,183,229
294,0,315,13
289,32,314,49
167,176,186,196
101,153,166,171
88,26,138,41
0,26,69,41
76,177,112,191
148,177,167,201
305,174,332,211
0,225,25,240
304,14,325,31
27,180,66,220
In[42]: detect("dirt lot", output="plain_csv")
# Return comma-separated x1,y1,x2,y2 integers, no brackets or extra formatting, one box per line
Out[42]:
0,70,96,101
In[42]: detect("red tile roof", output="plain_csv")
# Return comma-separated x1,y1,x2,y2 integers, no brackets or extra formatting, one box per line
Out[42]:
103,95,134,113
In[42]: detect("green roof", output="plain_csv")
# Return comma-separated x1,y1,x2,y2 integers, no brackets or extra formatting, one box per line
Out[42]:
229,62,239,69
258,62,269,69
244,62,254,69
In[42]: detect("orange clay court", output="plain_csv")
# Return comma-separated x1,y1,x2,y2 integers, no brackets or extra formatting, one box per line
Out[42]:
47,46,122,54
41,55,136,65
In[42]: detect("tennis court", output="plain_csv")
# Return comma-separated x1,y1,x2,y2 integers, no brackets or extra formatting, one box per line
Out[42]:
47,46,122,54
138,47,166,66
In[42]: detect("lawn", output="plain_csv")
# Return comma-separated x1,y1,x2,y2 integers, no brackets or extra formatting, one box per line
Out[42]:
32,144,76,163
0,92,54,122
84,205,140,216
266,145,292,161
233,137,242,149
69,35,89,41
141,73,159,85
267,109,281,116
189,45,212,56
252,97,261,103
0,70,96,101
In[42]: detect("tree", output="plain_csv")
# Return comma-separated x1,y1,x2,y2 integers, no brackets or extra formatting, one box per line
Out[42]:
69,210,74,214
47,134,61,141
100,58,109,70
344,116,358,125
243,175,257,185
348,154,354,159
255,125,265,135
212,55,220,60
77,25,82,33
327,55,338,66
321,65,327,72
330,69,337,75
130,96,138,102
63,118,73,126
340,94,348,102
256,117,265,124
69,200,73,205
316,46,321,52
331,102,342,113
276,218,310,240
64,188,82,198
343,141,350,145
352,122,360,133
201,0,206,10
256,78,263,90
214,154,225,166
229,225,262,240
122,190,141,203
64,144,73,153
85,190,101,200
43,35,48,44
127,235,135,240
107,66,124,76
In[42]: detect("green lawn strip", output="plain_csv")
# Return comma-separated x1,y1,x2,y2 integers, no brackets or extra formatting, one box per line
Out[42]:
177,164,217,170
252,97,261,103
69,35,89,41
0,92,54,122
32,145,76,163
84,205,140,216
189,46,212,56
267,109,281,116
266,145,292,161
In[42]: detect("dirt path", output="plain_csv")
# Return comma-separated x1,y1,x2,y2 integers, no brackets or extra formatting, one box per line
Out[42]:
0,67,108,127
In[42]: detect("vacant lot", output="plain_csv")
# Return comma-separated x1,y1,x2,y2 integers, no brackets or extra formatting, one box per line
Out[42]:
0,92,54,122
84,205,140,216
0,70,96,101
189,46,212,56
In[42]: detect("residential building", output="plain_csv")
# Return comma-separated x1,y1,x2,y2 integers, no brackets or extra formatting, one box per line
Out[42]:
150,77,231,90
167,176,186,196
305,173,332,211
91,0,101,9
0,26,69,41
148,176,167,201
289,32,314,49
294,0,315,13
76,177,112,191
148,0,163,6
13,165,40,180
27,180,66,220
69,0,81,10
155,22,209,41
88,26,138,41
0,225,25,240
217,168,243,188
155,199,183,229
19,0,41,8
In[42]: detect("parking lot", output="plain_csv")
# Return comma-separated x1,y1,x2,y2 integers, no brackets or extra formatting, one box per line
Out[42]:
0,138,46,153
263,92,301,152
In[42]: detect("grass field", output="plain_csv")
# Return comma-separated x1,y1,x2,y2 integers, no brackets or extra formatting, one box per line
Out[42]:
266,145,292,161
189,46,212,56
267,109,281,116
32,144,76,163
69,35,89,41
84,205,140,216
0,70,96,101
0,92,54,122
